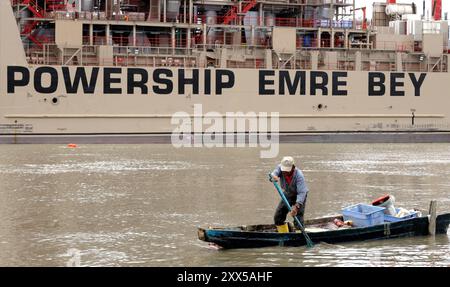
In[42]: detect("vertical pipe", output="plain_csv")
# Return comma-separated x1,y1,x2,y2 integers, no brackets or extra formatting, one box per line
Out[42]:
106,0,111,20
158,0,161,21
331,31,334,48
202,23,206,51
106,24,111,45
331,1,334,27
114,0,120,20
259,3,263,26
423,0,426,19
238,1,242,25
251,25,255,46
184,0,186,23
89,23,93,45
163,0,167,23
133,25,136,46
189,0,192,24
300,5,303,27
352,0,356,29
171,26,175,54
344,30,348,49
366,30,370,49
317,28,321,48
187,28,191,50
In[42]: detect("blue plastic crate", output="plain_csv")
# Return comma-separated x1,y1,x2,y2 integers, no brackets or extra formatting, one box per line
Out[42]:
384,208,419,222
342,204,386,227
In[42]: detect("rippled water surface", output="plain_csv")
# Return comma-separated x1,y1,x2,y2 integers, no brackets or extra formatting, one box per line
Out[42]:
0,144,449,266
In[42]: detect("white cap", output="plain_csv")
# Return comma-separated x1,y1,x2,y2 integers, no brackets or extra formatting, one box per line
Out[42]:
280,156,295,172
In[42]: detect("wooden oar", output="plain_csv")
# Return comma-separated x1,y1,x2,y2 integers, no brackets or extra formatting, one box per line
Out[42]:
269,174,314,248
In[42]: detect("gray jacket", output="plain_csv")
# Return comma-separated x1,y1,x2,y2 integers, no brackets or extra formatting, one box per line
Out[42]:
271,165,309,205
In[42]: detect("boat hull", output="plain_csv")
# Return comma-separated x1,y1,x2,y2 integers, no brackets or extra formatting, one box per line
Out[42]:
198,214,450,249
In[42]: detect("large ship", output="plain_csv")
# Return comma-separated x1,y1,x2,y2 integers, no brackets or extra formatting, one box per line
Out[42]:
0,0,449,143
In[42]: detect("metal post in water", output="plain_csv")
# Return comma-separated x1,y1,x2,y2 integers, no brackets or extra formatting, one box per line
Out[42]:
428,200,437,235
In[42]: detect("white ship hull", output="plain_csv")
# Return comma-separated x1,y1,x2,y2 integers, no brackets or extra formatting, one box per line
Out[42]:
2,65,449,143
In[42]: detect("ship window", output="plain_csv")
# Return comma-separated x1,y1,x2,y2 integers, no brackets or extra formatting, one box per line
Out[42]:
52,97,58,104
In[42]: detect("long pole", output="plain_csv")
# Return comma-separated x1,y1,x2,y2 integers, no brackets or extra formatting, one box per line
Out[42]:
269,174,314,248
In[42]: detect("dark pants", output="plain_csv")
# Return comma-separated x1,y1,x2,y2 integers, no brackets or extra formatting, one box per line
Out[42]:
274,194,307,229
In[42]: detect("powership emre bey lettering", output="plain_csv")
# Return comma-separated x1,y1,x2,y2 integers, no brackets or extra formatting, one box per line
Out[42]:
0,0,449,143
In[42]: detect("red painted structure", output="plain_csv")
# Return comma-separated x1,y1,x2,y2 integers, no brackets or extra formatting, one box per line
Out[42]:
223,0,258,25
432,0,442,20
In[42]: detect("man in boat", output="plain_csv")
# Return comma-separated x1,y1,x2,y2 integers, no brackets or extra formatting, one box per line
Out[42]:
270,156,309,233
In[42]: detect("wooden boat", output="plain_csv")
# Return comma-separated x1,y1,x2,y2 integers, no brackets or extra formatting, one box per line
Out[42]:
197,213,450,249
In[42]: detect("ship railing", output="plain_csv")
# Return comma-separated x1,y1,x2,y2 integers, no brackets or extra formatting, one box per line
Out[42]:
23,42,198,67
195,15,354,29
26,10,355,31
112,46,191,57
374,41,414,53
225,58,266,69
193,35,270,48
82,33,272,50
349,42,373,50
192,43,270,51
296,38,373,50
102,55,199,68
81,36,183,52
81,36,188,49
24,43,444,72
307,0,353,4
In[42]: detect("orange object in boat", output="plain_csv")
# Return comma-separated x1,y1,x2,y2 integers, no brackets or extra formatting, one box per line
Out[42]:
372,194,390,206
67,143,78,148
334,219,345,227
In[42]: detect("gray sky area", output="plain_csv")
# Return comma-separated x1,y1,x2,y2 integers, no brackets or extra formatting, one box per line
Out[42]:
356,0,450,20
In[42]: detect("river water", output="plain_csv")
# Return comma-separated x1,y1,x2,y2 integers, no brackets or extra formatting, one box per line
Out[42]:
0,143,449,267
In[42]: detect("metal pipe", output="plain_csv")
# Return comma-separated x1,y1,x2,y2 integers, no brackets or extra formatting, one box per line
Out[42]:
171,26,175,53
187,28,191,49
89,23,93,45
184,0,186,23
202,23,206,51
106,24,111,45
163,0,167,23
189,0,192,24
352,0,356,30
